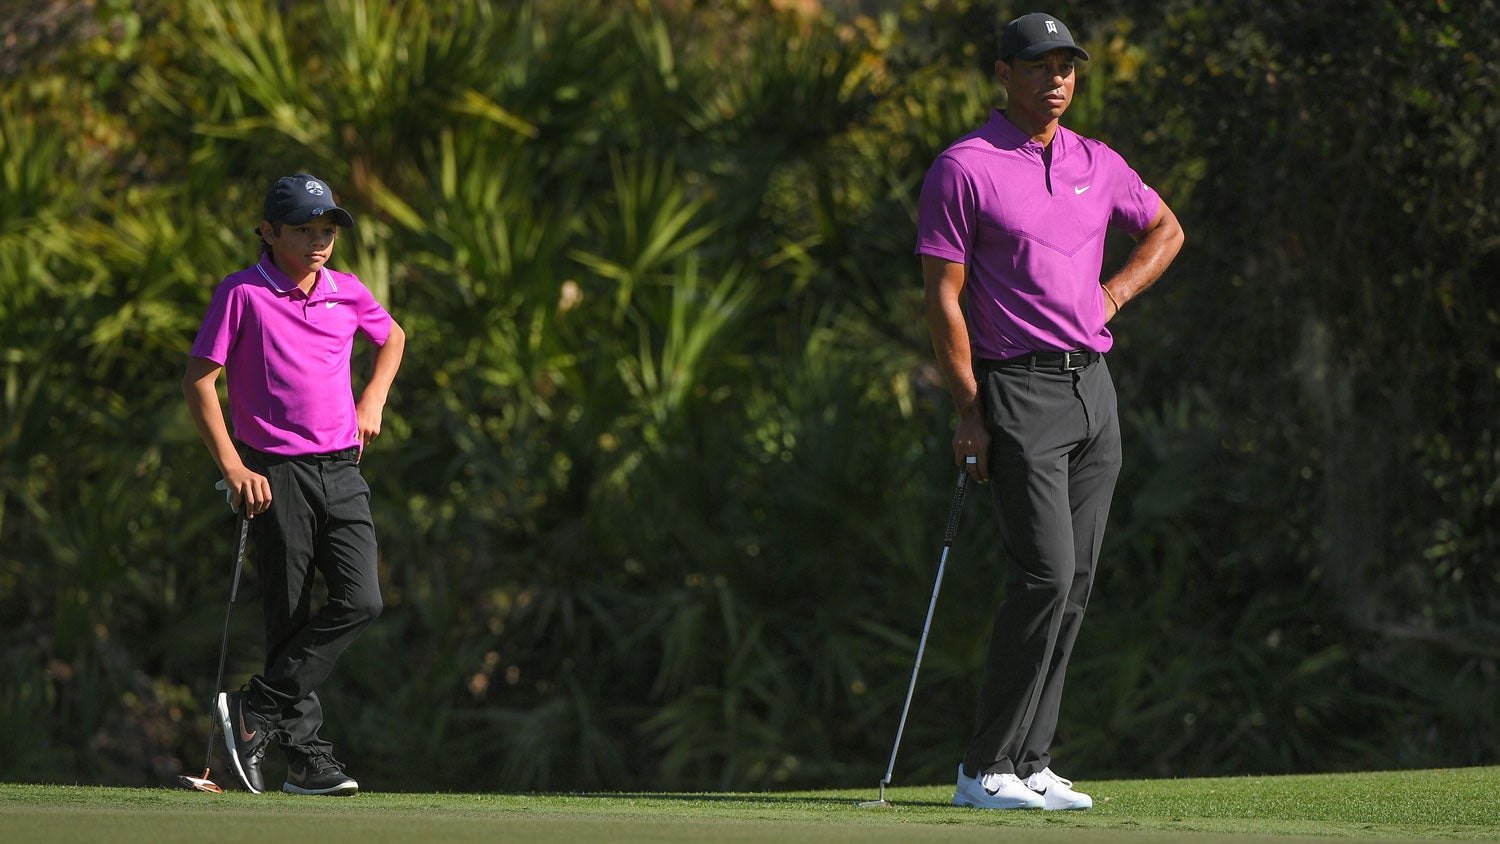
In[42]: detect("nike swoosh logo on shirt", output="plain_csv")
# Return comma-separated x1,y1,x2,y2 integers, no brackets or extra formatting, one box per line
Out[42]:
1075,185,1091,195
325,301,339,308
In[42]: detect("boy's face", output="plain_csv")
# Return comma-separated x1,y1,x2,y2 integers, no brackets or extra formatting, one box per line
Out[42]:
261,213,340,280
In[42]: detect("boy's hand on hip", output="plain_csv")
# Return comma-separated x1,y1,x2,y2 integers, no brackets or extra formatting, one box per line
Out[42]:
356,399,384,449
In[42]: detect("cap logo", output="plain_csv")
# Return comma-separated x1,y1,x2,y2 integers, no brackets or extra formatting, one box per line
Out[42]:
304,180,326,196
1045,20,1058,34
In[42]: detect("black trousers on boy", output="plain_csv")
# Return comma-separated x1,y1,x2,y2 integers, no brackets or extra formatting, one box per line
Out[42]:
240,446,383,762
962,354,1121,780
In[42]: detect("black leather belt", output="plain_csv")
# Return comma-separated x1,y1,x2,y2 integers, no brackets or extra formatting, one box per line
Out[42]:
244,445,360,465
976,350,1101,372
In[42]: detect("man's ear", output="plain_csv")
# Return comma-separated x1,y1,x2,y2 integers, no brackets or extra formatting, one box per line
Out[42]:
994,59,1011,86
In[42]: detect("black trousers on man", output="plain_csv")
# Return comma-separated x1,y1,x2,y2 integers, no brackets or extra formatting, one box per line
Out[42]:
239,446,383,762
962,354,1121,780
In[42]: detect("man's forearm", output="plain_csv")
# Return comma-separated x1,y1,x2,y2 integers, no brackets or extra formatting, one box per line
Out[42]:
1105,202,1185,307
927,305,979,419
922,257,980,418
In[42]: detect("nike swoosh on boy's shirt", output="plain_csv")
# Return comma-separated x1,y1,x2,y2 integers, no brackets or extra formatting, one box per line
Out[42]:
325,301,339,309
1074,185,1091,195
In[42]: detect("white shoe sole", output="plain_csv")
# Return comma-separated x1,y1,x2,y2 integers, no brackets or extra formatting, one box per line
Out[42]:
283,781,360,796
953,793,1045,810
215,692,262,795
953,799,1043,809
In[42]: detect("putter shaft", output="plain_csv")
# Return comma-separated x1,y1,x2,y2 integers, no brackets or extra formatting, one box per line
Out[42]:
864,469,969,805
185,513,249,792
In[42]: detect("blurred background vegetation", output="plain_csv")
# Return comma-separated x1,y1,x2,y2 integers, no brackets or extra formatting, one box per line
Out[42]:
1,0,1496,792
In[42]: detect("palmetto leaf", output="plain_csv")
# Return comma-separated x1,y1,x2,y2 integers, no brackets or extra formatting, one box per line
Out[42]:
616,258,754,427
570,153,721,322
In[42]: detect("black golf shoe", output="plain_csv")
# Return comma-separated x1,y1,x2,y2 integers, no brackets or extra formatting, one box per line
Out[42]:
216,690,270,793
283,752,360,796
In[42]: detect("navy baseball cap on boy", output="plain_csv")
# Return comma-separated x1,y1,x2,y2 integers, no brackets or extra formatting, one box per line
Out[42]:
258,174,355,230
999,13,1090,61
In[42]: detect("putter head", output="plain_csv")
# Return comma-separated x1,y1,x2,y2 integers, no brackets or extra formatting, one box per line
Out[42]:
856,780,892,807
178,770,224,793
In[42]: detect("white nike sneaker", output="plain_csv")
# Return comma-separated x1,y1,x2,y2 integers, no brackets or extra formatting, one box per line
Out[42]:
1023,767,1093,810
952,764,1046,809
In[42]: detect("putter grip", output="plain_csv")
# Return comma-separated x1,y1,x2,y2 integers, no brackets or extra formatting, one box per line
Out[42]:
942,470,968,544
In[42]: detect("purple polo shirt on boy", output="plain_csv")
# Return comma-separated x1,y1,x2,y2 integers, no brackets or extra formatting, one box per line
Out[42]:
916,110,1160,360
190,254,393,456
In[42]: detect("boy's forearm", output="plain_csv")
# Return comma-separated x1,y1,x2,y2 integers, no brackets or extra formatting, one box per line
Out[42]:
361,320,406,404
182,366,244,477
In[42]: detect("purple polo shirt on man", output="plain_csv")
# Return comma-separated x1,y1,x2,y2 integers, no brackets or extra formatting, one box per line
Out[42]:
190,254,393,455
916,110,1160,360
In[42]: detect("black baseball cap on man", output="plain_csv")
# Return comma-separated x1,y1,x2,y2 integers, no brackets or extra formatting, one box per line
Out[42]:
256,174,355,232
999,13,1090,62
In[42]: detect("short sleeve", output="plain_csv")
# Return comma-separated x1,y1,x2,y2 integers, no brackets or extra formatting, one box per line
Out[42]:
352,282,393,346
915,153,977,264
189,279,240,365
1108,157,1161,235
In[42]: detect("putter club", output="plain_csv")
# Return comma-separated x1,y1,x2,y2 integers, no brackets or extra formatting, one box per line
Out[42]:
858,463,972,808
177,511,250,793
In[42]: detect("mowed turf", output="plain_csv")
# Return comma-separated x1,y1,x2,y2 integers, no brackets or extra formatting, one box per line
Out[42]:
2,766,1495,844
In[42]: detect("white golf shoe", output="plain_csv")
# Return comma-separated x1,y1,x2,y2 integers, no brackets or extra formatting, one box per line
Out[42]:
952,764,1045,809
1023,767,1093,810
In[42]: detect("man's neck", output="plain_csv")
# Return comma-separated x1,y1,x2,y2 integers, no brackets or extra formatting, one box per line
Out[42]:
1001,110,1060,148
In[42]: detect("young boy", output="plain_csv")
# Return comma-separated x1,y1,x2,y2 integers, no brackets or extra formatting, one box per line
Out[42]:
182,174,407,795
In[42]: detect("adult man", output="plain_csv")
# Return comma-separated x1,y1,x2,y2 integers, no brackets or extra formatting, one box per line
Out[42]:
916,12,1184,810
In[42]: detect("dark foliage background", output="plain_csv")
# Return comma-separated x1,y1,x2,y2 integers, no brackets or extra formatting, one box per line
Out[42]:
1,0,1495,791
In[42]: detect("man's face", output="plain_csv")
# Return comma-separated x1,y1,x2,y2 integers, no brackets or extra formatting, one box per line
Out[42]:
262,213,340,278
997,49,1076,131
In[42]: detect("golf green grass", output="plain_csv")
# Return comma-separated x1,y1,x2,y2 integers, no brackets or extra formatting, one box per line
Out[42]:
2,766,1495,843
